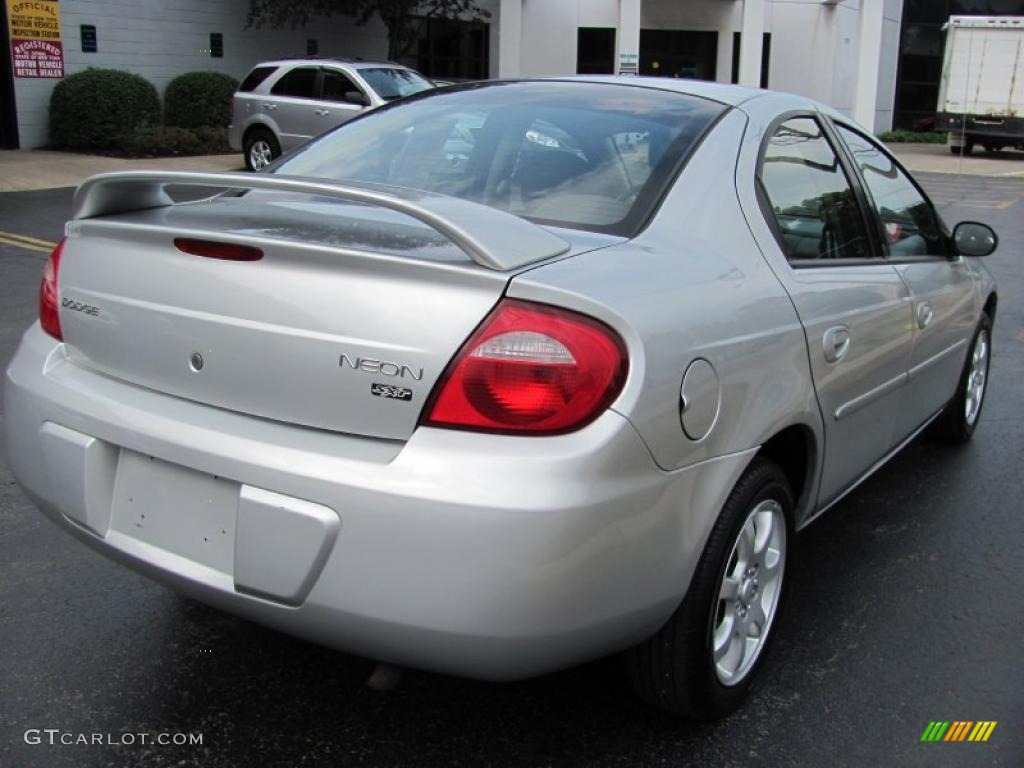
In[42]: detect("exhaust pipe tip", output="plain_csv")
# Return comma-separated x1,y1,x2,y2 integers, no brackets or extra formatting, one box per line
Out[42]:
365,662,403,692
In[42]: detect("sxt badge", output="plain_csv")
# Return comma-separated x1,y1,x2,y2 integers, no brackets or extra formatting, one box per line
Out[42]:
371,382,413,402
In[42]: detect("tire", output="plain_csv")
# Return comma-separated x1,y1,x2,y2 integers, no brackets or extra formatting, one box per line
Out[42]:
931,315,992,444
244,128,280,172
625,458,793,719
949,145,963,156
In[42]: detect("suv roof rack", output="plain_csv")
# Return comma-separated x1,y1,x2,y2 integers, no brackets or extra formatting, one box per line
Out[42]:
266,56,400,65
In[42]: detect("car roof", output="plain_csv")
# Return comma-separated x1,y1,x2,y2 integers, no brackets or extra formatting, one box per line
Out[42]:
553,75,762,106
537,75,848,115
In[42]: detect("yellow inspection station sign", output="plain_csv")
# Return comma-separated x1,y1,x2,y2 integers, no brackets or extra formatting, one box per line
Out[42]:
5,0,64,78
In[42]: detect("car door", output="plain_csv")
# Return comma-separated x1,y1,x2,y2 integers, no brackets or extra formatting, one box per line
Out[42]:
266,66,320,151
831,122,979,440
756,115,915,507
311,68,369,135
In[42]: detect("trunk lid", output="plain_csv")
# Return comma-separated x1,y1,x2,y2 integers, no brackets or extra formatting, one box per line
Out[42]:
58,192,616,440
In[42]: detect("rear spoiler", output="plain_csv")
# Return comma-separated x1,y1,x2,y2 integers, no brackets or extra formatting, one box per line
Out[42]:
71,171,570,272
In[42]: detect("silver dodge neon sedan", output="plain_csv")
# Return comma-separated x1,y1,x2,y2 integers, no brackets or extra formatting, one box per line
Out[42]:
4,78,998,719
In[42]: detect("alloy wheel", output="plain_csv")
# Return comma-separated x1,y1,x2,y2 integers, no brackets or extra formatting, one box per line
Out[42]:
965,328,989,427
249,140,274,171
712,498,786,686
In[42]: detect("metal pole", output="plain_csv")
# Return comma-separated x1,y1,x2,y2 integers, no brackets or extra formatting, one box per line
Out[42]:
959,27,973,175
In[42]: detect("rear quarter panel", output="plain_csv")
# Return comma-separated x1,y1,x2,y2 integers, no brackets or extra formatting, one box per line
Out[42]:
232,93,279,149
508,108,822,482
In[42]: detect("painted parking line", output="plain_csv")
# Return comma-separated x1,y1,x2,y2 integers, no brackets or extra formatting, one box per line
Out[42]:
0,235,52,253
0,230,58,251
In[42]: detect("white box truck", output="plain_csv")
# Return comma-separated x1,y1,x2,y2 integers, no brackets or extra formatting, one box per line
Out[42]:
937,15,1024,155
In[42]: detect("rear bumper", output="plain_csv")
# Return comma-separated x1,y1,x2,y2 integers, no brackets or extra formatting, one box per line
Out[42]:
227,122,242,151
4,323,752,679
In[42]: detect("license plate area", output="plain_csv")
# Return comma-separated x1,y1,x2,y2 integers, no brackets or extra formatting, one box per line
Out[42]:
109,450,238,574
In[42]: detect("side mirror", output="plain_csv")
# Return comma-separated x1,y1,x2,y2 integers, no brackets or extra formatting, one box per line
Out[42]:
953,221,998,257
344,90,369,107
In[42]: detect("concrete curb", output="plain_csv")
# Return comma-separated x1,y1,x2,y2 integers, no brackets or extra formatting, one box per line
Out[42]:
0,150,244,192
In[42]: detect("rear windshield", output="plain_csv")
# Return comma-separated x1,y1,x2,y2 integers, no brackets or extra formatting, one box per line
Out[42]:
359,67,434,101
273,81,725,236
238,66,278,92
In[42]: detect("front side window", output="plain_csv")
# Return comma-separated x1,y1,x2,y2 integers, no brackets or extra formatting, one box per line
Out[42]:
321,69,364,103
358,68,434,101
270,67,318,98
274,82,724,235
759,117,872,262
835,124,945,258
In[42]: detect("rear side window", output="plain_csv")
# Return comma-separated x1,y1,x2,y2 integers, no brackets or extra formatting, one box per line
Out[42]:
834,124,945,258
758,117,873,262
270,67,318,98
238,66,277,92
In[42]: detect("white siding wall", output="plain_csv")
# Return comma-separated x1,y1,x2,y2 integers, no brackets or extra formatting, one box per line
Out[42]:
13,0,389,148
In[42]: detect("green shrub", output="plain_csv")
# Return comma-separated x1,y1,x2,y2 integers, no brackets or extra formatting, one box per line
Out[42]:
124,125,232,157
164,71,239,129
50,68,160,149
878,130,948,144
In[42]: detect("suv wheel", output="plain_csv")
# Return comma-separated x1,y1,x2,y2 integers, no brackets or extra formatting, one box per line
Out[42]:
626,458,793,719
244,129,280,171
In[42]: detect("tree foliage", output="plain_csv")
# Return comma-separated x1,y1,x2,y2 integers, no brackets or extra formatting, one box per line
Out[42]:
164,71,240,129
247,1,490,62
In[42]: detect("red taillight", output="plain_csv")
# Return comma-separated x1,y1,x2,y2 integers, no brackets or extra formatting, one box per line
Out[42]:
39,237,66,340
174,238,263,261
422,299,628,435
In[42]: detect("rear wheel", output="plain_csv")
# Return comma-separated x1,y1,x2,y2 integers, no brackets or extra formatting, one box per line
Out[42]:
244,128,279,171
626,458,792,719
932,315,991,443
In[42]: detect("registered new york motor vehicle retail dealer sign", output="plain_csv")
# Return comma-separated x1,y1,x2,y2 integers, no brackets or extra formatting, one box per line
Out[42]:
6,0,65,78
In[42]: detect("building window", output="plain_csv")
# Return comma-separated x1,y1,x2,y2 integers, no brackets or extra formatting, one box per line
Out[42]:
307,39,318,56
210,32,223,58
577,28,616,74
731,32,771,88
80,25,97,53
400,18,489,81
639,30,718,80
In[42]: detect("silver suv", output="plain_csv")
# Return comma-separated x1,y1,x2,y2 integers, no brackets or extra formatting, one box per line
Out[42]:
228,58,435,170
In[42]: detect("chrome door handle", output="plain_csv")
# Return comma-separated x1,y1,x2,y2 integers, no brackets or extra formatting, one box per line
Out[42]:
264,103,277,111
315,109,330,116
916,302,933,329
823,325,851,363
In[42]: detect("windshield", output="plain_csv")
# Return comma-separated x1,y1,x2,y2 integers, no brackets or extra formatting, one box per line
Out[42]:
358,67,435,101
275,81,725,235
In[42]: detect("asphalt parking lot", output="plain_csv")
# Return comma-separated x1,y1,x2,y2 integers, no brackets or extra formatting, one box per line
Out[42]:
1,174,1022,768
